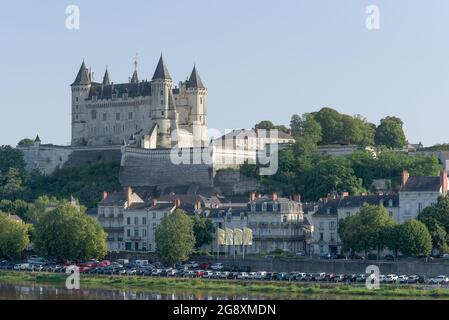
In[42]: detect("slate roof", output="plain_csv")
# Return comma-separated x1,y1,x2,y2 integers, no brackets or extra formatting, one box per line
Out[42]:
102,69,110,85
338,194,398,208
99,191,144,206
187,66,205,89
87,81,152,100
72,61,91,86
312,199,339,217
401,176,441,192
152,55,171,80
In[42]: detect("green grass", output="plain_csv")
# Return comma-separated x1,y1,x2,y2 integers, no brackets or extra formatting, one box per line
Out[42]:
1,271,449,298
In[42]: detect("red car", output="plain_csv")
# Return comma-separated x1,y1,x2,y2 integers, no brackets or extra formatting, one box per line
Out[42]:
195,270,205,277
199,263,210,270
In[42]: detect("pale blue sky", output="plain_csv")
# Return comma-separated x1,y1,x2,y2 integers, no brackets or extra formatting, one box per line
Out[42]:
1,0,449,146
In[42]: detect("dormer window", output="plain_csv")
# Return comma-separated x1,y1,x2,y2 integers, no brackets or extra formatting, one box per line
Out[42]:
112,93,117,100
92,95,98,102
123,92,128,100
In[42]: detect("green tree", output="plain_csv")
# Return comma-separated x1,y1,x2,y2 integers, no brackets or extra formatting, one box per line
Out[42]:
17,138,34,147
192,215,215,249
397,219,432,256
33,203,107,261
0,212,30,259
418,196,449,252
338,204,393,255
385,224,401,257
0,168,24,200
0,145,26,173
312,107,343,144
375,116,407,149
155,209,196,265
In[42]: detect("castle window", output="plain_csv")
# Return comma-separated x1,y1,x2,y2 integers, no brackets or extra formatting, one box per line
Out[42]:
116,113,121,121
128,112,134,120
76,97,79,102
160,90,163,96
123,93,128,100
103,113,107,121
161,100,163,105
92,95,97,102
200,97,203,104
91,110,97,120
75,105,78,111
112,94,117,100
76,115,78,120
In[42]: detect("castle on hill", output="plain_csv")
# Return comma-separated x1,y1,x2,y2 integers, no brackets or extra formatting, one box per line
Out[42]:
71,55,207,148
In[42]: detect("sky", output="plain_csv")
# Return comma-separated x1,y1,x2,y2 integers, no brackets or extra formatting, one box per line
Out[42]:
1,0,449,146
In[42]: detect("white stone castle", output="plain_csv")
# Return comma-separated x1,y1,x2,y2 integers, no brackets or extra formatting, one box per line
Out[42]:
71,55,207,148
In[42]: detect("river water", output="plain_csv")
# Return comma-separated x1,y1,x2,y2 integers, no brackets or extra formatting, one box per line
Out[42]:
0,282,443,300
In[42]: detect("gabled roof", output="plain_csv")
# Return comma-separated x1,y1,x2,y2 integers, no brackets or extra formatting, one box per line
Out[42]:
152,55,171,80
312,199,339,217
72,61,91,86
187,66,205,89
99,191,144,206
401,176,441,192
338,194,399,208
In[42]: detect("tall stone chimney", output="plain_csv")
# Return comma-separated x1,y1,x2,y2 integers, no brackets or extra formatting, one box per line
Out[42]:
151,198,158,207
249,192,256,202
440,170,448,194
272,192,278,201
125,186,132,207
102,191,108,200
174,198,181,208
401,170,410,186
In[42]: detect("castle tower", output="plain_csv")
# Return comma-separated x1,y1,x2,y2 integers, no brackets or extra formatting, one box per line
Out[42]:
186,65,207,146
151,55,173,148
71,61,91,146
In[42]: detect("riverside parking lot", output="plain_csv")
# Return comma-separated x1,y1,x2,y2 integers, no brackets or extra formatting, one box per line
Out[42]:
2,258,449,287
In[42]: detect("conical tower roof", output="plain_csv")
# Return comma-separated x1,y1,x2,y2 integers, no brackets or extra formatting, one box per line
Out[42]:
187,65,205,89
72,61,91,86
102,68,111,85
152,55,171,80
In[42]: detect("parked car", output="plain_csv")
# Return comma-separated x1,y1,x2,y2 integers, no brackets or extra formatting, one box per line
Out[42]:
183,270,196,278
202,271,214,279
199,262,210,270
442,254,449,260
333,274,346,282
304,273,314,281
349,254,365,260
237,272,249,280
312,273,326,281
219,271,230,279
378,275,386,283
151,269,163,277
210,263,224,271
325,273,335,282
384,274,398,283
355,274,366,282
429,275,449,285
194,270,204,278
385,254,395,261
255,271,267,280
398,275,408,284
407,275,420,284
228,272,239,280
320,253,332,260
184,261,199,269
295,250,306,257
247,272,258,280
211,271,221,279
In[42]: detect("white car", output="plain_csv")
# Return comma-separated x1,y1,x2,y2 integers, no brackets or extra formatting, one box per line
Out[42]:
384,274,398,283
378,275,386,283
430,275,449,285
255,271,268,280
202,271,213,279
237,272,249,280
398,275,408,284
210,263,224,271
219,271,230,279
185,261,199,269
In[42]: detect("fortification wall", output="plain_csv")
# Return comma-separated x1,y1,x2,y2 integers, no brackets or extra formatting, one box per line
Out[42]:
119,147,214,188
18,144,122,175
214,170,262,195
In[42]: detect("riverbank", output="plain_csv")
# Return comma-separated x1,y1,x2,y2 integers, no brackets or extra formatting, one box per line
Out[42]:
1,271,449,299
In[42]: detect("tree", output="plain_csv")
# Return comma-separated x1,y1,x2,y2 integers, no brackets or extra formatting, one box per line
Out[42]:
312,107,343,144
375,116,407,149
0,145,26,173
17,138,34,147
155,209,195,265
338,204,393,255
192,215,215,249
418,196,449,252
397,219,432,256
32,204,107,261
384,224,401,257
0,168,24,200
0,212,30,258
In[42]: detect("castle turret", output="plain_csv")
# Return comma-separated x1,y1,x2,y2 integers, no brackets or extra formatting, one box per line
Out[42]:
71,61,91,146
102,67,111,85
186,65,207,146
151,55,173,148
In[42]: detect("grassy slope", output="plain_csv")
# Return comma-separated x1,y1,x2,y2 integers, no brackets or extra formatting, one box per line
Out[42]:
1,271,449,298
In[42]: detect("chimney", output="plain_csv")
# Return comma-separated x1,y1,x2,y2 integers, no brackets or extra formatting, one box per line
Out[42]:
293,194,301,202
195,200,202,210
102,191,108,200
401,170,410,186
440,170,448,194
174,198,181,208
151,198,158,206
125,186,132,207
341,192,349,198
272,192,278,201
249,192,256,202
